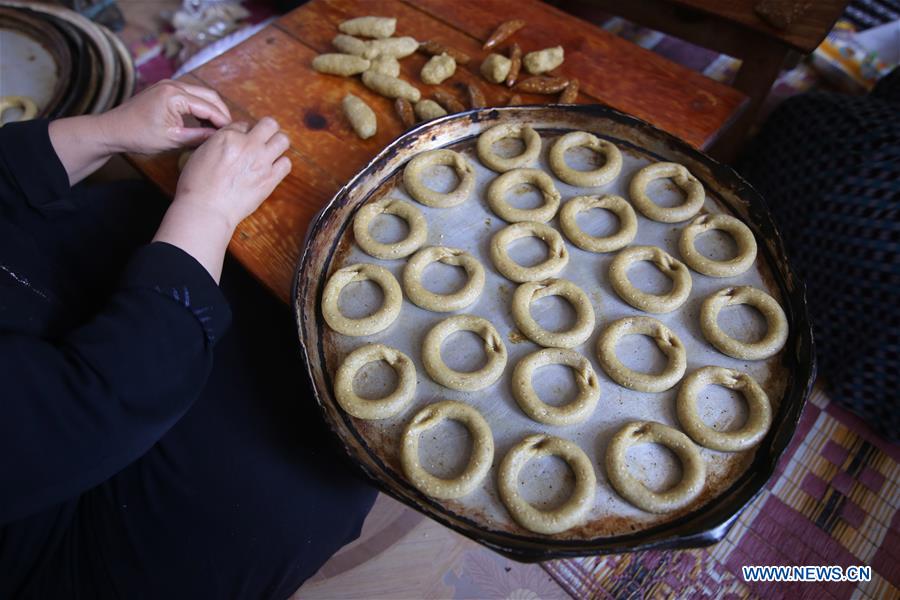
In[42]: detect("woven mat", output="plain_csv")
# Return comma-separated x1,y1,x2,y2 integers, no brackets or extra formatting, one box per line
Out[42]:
542,385,900,599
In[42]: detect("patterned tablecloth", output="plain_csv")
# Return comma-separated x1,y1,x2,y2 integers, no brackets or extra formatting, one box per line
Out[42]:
543,385,900,599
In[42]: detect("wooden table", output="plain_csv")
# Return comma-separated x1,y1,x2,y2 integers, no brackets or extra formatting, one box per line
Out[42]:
130,0,747,304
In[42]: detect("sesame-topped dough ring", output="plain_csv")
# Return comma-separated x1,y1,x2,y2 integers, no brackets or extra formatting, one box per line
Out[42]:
512,348,600,426
630,162,705,223
606,421,706,514
401,400,494,500
402,246,485,312
511,278,595,348
676,366,772,452
476,123,542,172
609,245,692,313
334,343,416,420
321,263,402,336
549,131,623,187
403,149,475,208
490,221,570,283
498,434,597,534
422,314,508,391
353,198,428,259
487,168,561,223
596,316,687,392
700,286,788,360
559,195,638,253
678,213,758,277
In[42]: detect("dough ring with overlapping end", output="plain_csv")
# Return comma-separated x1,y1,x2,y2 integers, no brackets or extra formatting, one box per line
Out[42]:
678,213,757,277
422,314,507,391
476,123,542,172
334,343,416,419
401,400,494,499
403,148,475,208
511,278,595,348
402,246,485,312
512,348,600,425
606,421,706,514
609,245,692,313
548,131,623,187
559,195,637,253
676,366,772,452
630,162,705,223
700,286,788,360
321,263,402,336
487,168,561,223
0,95,38,123
490,221,569,283
596,316,686,392
498,434,597,534
353,198,428,259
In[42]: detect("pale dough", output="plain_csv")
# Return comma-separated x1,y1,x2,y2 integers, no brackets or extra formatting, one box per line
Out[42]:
486,168,561,223
559,195,637,253
596,316,687,392
353,197,427,259
321,263,402,336
629,162,705,223
402,246,485,312
403,148,475,208
422,314,507,391
678,213,757,277
700,286,788,360
608,245,692,313
490,221,569,283
511,278,595,348
548,131,622,187
476,123,542,172
511,348,600,426
334,343,416,419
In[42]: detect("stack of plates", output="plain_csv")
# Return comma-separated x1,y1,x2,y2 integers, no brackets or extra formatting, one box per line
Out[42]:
0,1,134,125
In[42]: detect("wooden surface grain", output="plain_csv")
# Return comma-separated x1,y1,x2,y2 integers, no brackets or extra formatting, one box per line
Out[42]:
129,0,747,303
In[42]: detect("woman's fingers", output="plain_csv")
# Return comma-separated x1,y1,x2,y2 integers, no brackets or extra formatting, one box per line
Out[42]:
264,131,291,161
171,81,232,122
171,126,217,146
178,93,231,128
249,117,280,144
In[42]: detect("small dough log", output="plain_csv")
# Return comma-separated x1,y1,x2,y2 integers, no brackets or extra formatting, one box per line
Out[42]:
481,53,512,84
338,16,397,39
332,34,369,57
364,36,419,60
312,53,371,76
420,53,457,85
368,55,401,77
362,71,421,102
524,46,564,74
414,99,447,121
342,94,377,140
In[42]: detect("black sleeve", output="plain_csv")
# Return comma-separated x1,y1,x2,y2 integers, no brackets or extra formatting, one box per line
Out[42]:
0,242,232,525
0,119,72,216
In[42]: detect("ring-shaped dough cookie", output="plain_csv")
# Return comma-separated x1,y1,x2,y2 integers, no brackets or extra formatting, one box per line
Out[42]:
630,162,705,223
512,348,600,425
596,316,687,392
498,434,597,534
559,195,637,253
676,366,772,452
700,286,788,360
0,96,38,124
476,123,542,172
353,198,428,259
402,246,485,312
609,245,692,313
321,263,402,336
548,131,623,187
334,344,416,419
678,213,757,277
605,421,706,514
401,400,494,499
490,221,570,283
422,314,507,391
486,168,561,223
511,278,595,348
403,149,475,208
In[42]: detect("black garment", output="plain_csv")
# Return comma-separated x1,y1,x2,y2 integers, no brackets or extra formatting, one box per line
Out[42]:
0,120,376,599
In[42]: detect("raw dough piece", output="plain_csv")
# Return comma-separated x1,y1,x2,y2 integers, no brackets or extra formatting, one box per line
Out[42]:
422,314,507,391
676,366,772,452
368,55,400,77
606,421,706,513
608,245,692,313
321,263,402,336
498,434,596,534
312,53,370,76
480,53,512,84
353,197,427,259
364,37,419,60
476,123,541,172
523,46,564,74
342,94,377,139
512,348,600,425
511,278,595,348
401,400,494,499
490,221,569,283
678,213,758,277
362,70,421,102
630,162,705,223
420,53,456,85
403,148,475,208
414,99,447,121
332,34,368,57
559,195,637,253
0,96,38,124
402,246,485,312
700,286,788,360
487,168,561,223
334,343,416,419
596,316,686,392
338,16,396,39
548,131,622,187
